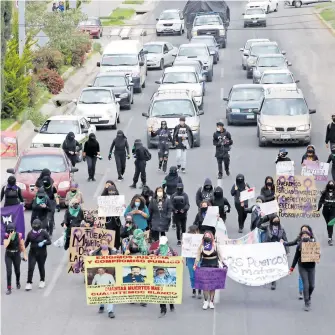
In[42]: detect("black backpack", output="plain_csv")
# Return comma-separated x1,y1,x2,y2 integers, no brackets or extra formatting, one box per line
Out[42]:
144,148,151,161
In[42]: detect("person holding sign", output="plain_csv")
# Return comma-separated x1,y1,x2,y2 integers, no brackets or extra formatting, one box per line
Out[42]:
193,201,216,235
289,231,317,312
326,145,335,181
301,145,319,165
244,195,270,231
124,195,149,231
212,186,231,222
260,176,275,203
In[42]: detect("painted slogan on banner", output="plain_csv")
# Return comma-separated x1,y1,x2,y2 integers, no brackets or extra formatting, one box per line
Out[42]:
83,209,106,228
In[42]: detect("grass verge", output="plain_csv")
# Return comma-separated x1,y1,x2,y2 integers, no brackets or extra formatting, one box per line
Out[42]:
1,119,16,131
320,7,335,29
100,8,136,26
123,0,144,4
316,3,335,9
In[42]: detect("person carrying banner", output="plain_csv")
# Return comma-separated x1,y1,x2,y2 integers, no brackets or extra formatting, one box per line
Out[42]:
65,182,84,207
194,231,224,310
317,180,335,246
3,223,27,295
1,176,24,207
30,189,51,230
289,231,317,312
124,228,149,256
212,186,230,222
124,195,149,231
260,176,275,203
24,219,51,290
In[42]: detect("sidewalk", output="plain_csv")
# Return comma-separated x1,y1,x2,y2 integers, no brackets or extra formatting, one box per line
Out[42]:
315,3,335,36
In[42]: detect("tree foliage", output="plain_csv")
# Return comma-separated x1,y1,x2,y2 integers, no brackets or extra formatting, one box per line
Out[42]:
26,1,49,35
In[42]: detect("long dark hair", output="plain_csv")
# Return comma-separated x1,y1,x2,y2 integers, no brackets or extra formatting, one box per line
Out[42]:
129,194,146,210
264,176,275,192
199,200,211,213
154,186,167,200
101,180,119,196
299,224,314,238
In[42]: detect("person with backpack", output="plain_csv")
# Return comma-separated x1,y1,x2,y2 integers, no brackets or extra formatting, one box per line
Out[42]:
325,114,335,151
1,176,24,207
62,132,82,167
130,139,151,189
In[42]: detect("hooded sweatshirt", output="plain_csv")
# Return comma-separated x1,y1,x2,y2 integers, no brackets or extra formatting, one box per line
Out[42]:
35,168,54,188
132,139,148,161
1,176,24,206
31,190,51,223
24,228,51,251
83,133,100,157
163,167,183,196
260,176,275,202
231,174,250,206
170,183,190,215
62,132,81,155
212,186,230,221
301,145,318,164
151,126,173,145
110,130,130,155
196,178,214,207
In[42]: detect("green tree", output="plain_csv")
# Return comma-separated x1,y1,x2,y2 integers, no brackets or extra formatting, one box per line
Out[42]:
26,1,49,36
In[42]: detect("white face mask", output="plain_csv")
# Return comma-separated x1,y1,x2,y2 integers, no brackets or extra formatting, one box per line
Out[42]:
217,127,221,132
157,192,163,198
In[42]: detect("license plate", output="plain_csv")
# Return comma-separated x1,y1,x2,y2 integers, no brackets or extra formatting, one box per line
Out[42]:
90,118,99,123
253,20,257,23
281,134,291,139
246,115,254,119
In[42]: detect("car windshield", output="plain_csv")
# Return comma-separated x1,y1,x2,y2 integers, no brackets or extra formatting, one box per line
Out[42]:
262,98,308,116
261,73,294,84
18,155,67,173
79,90,112,104
101,54,138,66
159,12,179,20
178,47,208,57
245,40,269,50
251,45,280,55
191,38,215,46
163,72,197,84
144,44,163,54
39,120,79,134
194,16,222,26
231,88,264,101
79,20,99,26
246,8,264,14
93,76,126,87
258,57,286,67
151,100,195,117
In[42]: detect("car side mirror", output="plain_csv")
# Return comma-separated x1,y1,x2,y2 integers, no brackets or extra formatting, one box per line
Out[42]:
97,62,100,67
209,51,216,56
244,53,249,56
6,168,15,174
71,167,79,173
198,110,204,115
223,97,228,101
139,61,144,66
156,18,159,21
155,80,161,84
144,50,148,54
287,62,292,66
281,50,286,55
116,98,121,103
72,99,77,104
82,129,89,133
142,112,149,117
295,80,300,83
242,13,245,15
309,109,316,114
87,84,92,87
172,53,177,57
34,127,39,132
199,78,204,83
239,48,244,51
164,50,168,54
128,83,134,86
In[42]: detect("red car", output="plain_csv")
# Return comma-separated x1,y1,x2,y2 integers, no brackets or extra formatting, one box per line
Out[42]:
6,148,78,208
78,17,103,39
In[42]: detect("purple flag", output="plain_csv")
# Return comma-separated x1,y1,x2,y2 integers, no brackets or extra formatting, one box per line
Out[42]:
194,267,227,291
1,204,25,245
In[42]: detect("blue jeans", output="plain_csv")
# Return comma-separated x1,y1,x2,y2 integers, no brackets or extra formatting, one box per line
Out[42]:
298,276,304,293
186,257,195,289
100,304,114,313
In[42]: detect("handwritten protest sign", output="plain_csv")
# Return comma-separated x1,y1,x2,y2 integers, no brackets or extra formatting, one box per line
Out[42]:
275,175,320,219
221,228,260,245
194,267,227,290
202,206,219,228
276,161,294,176
68,227,115,274
83,209,106,228
84,255,183,305
301,161,329,182
215,219,228,244
220,242,289,286
97,195,125,217
259,200,279,216
301,242,320,263
240,187,255,202
182,234,203,257
1,131,18,157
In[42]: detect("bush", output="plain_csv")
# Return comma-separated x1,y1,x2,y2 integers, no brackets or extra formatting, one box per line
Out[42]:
92,42,102,54
27,75,38,107
38,68,64,94
19,107,49,127
33,47,64,72
70,40,91,67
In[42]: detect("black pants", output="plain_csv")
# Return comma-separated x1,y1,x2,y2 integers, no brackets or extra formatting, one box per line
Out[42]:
331,168,335,181
174,215,187,241
217,156,230,174
86,156,97,179
133,160,146,185
115,153,126,178
67,154,77,167
322,206,335,238
27,250,47,283
160,304,174,312
298,265,315,303
235,203,247,230
151,230,165,242
5,251,21,288
47,200,56,236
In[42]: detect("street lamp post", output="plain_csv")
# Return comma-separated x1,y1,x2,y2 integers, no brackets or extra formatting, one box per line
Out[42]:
18,0,26,58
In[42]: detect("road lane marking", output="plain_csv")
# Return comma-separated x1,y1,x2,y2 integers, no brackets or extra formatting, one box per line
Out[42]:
221,68,224,78
220,87,224,100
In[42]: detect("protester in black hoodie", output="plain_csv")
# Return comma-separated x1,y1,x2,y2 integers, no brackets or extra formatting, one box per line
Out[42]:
163,166,183,197
1,176,24,207
62,131,82,167
301,145,319,165
35,169,54,188
108,130,130,181
83,133,100,182
275,148,291,164
212,186,230,222
31,189,51,230
193,200,215,235
171,183,190,245
260,176,275,202
196,178,214,207
231,174,250,233
24,219,51,291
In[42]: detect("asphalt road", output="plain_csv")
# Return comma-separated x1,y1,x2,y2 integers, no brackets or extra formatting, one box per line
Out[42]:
2,2,335,334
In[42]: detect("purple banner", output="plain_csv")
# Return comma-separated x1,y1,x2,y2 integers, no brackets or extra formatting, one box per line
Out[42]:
1,204,25,245
194,267,227,291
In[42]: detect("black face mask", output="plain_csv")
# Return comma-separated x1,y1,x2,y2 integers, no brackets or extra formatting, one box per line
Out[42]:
200,207,207,213
73,204,79,209
177,188,183,193
328,185,335,191
204,237,211,243
266,182,273,187
32,224,41,231
37,196,44,199
236,178,244,184
204,186,211,191
332,118,335,122
272,221,280,226
302,237,310,242
70,137,75,141
71,190,77,193
162,124,167,128
307,150,314,154
90,136,96,141
125,220,132,225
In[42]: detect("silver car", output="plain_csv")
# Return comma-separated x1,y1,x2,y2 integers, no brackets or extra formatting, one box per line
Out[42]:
240,38,269,70
143,41,178,70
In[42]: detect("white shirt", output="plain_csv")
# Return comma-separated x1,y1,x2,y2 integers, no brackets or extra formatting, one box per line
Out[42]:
92,273,115,285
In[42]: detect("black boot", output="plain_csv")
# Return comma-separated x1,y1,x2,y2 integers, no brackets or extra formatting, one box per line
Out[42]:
159,307,167,318
198,289,202,299
225,169,230,176
170,304,175,312
129,184,136,189
158,161,162,171
218,172,223,179
6,287,12,295
271,282,276,290
192,289,196,298
163,160,168,173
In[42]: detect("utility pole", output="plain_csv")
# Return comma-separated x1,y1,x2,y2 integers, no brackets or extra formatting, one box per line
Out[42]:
18,0,26,58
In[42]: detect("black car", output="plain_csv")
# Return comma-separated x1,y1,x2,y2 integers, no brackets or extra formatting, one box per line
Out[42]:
89,73,134,110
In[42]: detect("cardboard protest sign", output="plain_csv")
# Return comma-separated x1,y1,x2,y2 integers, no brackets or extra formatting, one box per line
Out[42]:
276,161,294,176
194,267,227,290
301,161,329,182
240,187,255,202
1,131,18,157
182,233,203,258
68,227,115,274
221,228,260,245
220,242,289,286
202,206,219,228
301,242,320,263
259,200,279,216
97,195,125,217
84,255,183,305
83,209,106,228
275,175,320,219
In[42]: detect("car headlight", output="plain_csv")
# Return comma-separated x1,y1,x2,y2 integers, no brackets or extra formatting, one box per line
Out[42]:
32,143,44,148
120,93,128,99
219,29,225,36
261,125,275,131
192,30,197,36
231,109,240,113
297,124,310,131
58,181,70,189
191,125,199,131
16,182,26,190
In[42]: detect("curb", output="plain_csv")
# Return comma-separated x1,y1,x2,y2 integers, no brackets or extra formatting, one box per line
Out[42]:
315,9,335,37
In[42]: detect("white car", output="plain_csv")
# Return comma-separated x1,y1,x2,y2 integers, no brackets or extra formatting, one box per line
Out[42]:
260,69,299,89
143,41,178,70
240,38,270,70
243,8,267,27
156,9,185,36
73,87,120,129
247,0,279,13
30,115,96,151
155,66,205,108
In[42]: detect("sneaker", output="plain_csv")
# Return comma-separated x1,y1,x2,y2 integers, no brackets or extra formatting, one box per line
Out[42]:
238,228,243,233
192,289,196,298
92,178,96,182
129,184,136,189
328,238,333,246
304,303,310,312
159,310,166,318
225,170,230,176
271,282,276,290
158,167,162,171
99,306,104,313
117,177,123,181
198,290,202,299
218,173,223,179
25,283,32,291
177,165,181,172
203,301,209,310
6,288,12,295
170,305,175,312
172,224,176,230
299,292,303,300
16,283,21,290
181,168,186,173
209,301,215,309
177,240,181,246
39,281,45,289
108,312,115,318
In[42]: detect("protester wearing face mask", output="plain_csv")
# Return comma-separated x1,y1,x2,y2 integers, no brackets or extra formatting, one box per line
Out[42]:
275,148,291,164
193,201,215,235
31,189,51,230
101,180,119,196
289,231,317,311
259,216,288,290
213,121,233,178
24,219,51,291
326,145,335,181
35,168,54,189
260,176,275,202
3,224,27,295
162,166,183,199
120,215,137,239
108,130,130,181
1,176,24,207
244,195,270,231
151,121,173,173
301,145,319,165
125,228,149,257
231,174,250,233
62,132,82,167
83,133,101,182
194,231,224,310
171,183,190,245
212,186,230,222
172,117,194,173
325,114,335,150
65,183,84,207
149,187,172,241
124,195,149,231
317,180,335,246
196,178,214,207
